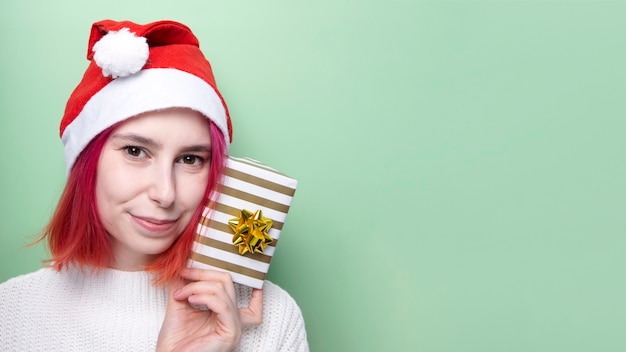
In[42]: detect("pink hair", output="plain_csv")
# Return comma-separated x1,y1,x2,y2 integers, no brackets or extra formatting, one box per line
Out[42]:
39,119,226,285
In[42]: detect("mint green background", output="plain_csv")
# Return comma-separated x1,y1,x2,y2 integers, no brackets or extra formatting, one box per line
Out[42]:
2,1,626,351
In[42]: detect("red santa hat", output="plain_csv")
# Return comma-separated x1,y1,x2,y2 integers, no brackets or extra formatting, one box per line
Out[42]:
60,20,232,172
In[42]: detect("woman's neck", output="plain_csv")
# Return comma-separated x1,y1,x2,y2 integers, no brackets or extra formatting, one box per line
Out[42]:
108,238,158,271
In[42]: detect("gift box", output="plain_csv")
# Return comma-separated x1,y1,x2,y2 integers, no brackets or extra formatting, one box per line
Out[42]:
188,156,298,289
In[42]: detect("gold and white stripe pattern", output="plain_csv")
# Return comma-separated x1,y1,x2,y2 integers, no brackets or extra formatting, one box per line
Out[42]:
188,157,298,289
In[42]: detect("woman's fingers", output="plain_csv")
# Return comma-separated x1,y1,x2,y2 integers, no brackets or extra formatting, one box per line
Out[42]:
189,293,241,330
176,268,264,328
174,280,237,313
240,288,264,327
165,277,188,312
159,269,261,351
179,268,237,301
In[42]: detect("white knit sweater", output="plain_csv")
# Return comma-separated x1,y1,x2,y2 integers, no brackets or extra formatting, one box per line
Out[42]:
0,266,308,351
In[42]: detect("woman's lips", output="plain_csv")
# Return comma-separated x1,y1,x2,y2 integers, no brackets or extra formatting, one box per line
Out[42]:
131,215,177,233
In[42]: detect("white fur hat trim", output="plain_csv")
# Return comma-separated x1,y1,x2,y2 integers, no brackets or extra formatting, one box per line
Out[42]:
61,68,229,174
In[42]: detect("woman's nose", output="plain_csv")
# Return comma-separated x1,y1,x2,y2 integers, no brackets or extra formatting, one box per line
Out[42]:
148,165,176,208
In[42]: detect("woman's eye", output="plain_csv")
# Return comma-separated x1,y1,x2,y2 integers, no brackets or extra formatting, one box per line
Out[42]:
180,155,204,165
124,146,145,158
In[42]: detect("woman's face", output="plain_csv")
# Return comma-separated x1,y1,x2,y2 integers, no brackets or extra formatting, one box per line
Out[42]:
96,108,212,270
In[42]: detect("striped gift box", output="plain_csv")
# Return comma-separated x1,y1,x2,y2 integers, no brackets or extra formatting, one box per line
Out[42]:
188,156,298,289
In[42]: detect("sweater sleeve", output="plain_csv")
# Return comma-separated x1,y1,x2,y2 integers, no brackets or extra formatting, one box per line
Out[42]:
276,294,309,352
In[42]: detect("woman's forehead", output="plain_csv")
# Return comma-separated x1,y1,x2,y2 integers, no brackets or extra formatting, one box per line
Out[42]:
111,108,212,144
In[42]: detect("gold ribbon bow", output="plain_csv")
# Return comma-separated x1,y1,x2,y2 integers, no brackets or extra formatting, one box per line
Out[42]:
228,209,273,255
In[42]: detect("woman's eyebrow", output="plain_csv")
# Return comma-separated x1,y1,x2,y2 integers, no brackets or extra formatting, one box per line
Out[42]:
180,145,212,154
110,133,161,149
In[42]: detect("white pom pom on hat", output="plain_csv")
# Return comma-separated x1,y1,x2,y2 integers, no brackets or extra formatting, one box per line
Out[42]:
60,20,233,174
92,28,149,78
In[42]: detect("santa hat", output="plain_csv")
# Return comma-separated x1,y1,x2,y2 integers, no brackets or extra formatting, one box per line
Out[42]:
60,20,232,173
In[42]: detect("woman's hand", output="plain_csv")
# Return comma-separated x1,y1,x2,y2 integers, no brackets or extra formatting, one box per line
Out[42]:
156,268,264,352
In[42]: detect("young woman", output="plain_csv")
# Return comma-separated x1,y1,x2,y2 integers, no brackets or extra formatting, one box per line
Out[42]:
0,20,308,351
